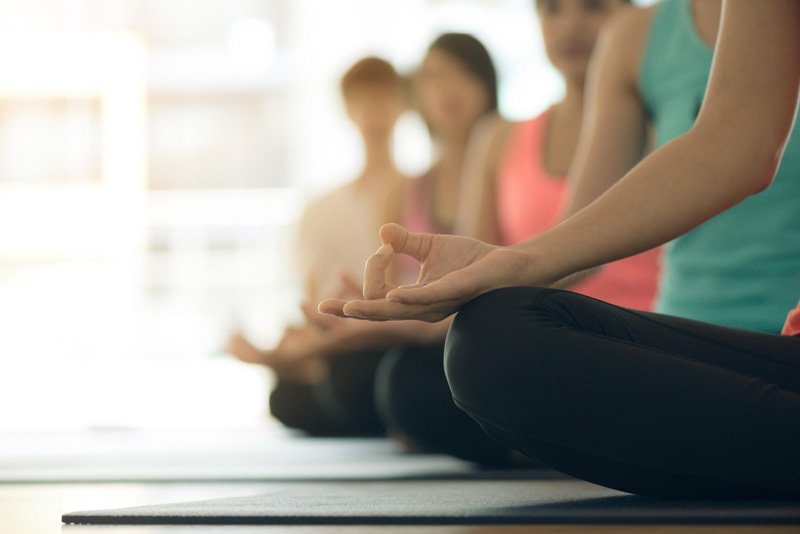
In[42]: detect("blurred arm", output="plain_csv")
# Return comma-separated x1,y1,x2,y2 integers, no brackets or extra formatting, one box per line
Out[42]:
454,114,514,244
561,6,651,217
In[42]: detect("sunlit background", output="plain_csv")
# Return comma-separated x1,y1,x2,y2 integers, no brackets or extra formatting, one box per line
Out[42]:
0,0,653,430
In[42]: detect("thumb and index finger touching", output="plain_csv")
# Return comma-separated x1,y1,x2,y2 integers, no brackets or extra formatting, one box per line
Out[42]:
377,223,462,306
363,224,431,299
318,224,434,317
378,223,429,261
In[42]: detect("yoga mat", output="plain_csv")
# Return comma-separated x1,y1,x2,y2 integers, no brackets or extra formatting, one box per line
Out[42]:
63,480,800,525
0,429,561,483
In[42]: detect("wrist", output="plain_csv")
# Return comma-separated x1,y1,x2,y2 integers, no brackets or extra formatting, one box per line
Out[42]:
509,237,574,287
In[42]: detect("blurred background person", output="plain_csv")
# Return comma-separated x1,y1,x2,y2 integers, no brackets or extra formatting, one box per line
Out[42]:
226,56,409,436
365,33,521,465
374,0,640,467
226,34,501,441
456,0,660,312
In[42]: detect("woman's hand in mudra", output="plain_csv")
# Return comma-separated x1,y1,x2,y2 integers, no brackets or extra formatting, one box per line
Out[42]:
319,223,535,322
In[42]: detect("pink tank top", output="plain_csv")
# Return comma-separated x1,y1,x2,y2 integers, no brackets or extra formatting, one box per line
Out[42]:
497,109,661,311
399,172,451,284
402,172,450,235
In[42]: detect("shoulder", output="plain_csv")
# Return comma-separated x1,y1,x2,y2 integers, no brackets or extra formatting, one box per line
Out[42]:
306,183,357,212
595,4,659,89
601,4,658,66
606,3,657,40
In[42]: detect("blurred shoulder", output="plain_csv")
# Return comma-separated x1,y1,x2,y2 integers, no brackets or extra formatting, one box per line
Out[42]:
305,182,359,213
598,3,660,84
607,2,658,38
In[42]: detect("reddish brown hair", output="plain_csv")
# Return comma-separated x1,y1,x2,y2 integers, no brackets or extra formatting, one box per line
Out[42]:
340,56,404,99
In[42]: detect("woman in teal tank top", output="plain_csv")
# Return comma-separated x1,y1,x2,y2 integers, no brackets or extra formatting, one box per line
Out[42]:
640,0,800,333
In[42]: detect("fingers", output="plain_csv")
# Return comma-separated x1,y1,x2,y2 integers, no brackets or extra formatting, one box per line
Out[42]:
379,223,431,263
363,243,398,300
321,295,455,322
397,281,426,290
226,334,267,365
301,299,337,330
386,269,475,306
318,298,348,317
340,298,451,323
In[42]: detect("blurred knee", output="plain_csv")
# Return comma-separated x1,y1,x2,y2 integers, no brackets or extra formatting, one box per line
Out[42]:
376,343,512,465
268,381,309,430
375,345,445,434
269,380,342,435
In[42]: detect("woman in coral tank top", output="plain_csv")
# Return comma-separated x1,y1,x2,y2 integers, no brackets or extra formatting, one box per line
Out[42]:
456,0,659,312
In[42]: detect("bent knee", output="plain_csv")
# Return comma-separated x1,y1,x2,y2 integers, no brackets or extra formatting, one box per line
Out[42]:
375,345,446,433
444,286,575,413
268,382,305,429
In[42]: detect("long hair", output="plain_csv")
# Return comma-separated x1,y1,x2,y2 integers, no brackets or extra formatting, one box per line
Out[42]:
428,33,498,112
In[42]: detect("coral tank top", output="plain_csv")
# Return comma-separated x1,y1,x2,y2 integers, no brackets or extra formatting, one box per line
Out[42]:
496,108,661,311
783,302,800,336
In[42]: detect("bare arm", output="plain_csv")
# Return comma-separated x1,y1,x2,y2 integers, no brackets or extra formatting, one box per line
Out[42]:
561,6,652,218
548,7,652,288
454,114,514,244
521,0,800,284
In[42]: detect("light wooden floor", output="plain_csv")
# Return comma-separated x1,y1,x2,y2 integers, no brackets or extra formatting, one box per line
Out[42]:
4,483,795,534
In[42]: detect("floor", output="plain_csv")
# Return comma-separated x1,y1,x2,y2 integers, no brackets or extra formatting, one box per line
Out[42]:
2,430,796,534
2,482,796,534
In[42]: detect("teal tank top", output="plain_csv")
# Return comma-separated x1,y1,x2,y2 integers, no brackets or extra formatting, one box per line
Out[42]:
639,0,800,333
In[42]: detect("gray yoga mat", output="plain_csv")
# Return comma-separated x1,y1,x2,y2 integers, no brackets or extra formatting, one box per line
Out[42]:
0,430,560,483
62,480,800,525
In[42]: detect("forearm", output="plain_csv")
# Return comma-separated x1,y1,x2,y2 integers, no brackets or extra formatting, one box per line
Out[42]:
550,267,601,289
517,126,774,284
455,117,508,244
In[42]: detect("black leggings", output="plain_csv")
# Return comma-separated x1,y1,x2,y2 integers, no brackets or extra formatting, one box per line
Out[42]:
445,287,800,499
270,350,386,437
375,344,513,466
269,344,513,466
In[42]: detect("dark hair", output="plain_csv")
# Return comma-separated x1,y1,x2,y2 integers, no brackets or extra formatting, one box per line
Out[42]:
340,56,403,99
428,33,498,112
